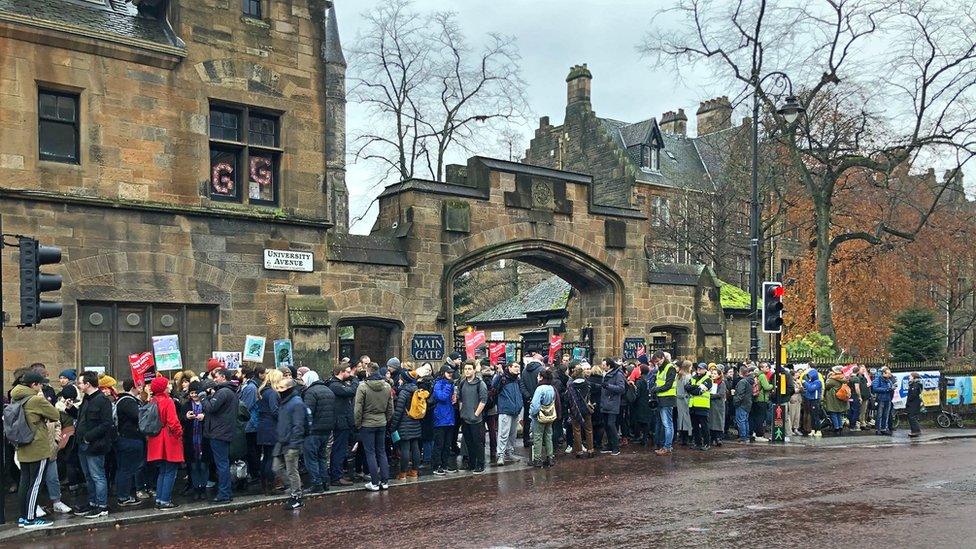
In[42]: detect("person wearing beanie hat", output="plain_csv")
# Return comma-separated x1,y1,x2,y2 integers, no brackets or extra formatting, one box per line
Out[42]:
146,376,183,510
391,362,423,481
413,363,433,379
180,379,208,501
10,371,60,527
301,368,332,494
59,369,77,383
296,367,311,383
275,378,307,509
97,374,118,402
207,358,223,375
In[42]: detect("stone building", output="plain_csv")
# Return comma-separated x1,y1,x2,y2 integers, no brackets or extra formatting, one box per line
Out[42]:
1,7,729,381
523,64,803,354
0,0,350,379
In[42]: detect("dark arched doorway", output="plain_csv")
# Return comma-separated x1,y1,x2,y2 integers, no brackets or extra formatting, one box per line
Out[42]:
335,317,403,364
441,239,623,358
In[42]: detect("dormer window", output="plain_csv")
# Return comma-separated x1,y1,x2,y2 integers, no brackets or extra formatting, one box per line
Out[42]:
641,145,660,171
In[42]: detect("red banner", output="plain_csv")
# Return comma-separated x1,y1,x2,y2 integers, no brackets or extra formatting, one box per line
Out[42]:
128,351,157,386
488,342,506,366
464,330,486,360
548,335,563,365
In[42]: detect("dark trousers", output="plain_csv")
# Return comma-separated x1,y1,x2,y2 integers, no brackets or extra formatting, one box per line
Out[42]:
432,426,455,470
329,429,351,482
484,415,498,459
115,437,143,502
849,398,861,426
908,412,921,434
210,439,232,501
552,415,565,448
245,432,260,480
461,421,485,469
258,444,275,482
18,458,46,521
359,427,389,485
521,404,532,447
398,438,421,472
691,412,710,447
749,401,766,437
801,399,822,434
604,413,620,451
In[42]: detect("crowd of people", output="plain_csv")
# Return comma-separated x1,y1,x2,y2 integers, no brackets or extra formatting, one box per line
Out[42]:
4,352,926,529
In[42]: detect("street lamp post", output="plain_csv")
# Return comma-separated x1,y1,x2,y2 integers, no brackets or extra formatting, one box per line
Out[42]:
749,72,803,362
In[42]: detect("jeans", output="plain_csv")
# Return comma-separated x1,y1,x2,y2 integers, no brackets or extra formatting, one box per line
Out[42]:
659,406,675,449
329,429,351,482
736,407,751,441
398,438,421,472
461,421,485,470
497,414,519,459
210,439,232,501
531,419,553,461
273,448,302,498
43,457,61,502
18,459,46,521
115,438,144,501
828,411,843,430
154,461,178,504
359,427,389,485
848,398,861,426
304,432,331,486
189,460,208,490
258,444,275,482
422,440,434,465
877,401,893,433
78,444,108,508
604,413,620,452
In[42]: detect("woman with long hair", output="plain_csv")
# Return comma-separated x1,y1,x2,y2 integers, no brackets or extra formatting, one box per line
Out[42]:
255,368,283,493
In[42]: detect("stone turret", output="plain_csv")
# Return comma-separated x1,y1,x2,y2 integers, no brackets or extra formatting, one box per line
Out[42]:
696,96,732,136
566,63,592,111
660,108,688,136
322,2,348,230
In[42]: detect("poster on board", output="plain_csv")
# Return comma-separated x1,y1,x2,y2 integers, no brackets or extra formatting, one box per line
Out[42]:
243,335,267,363
891,370,940,409
212,351,243,371
152,334,182,371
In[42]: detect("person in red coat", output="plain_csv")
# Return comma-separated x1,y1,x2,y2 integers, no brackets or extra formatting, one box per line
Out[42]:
146,376,184,509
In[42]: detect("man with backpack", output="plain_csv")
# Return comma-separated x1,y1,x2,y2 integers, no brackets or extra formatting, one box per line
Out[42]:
114,380,144,507
519,355,544,448
202,368,237,504
7,371,60,528
391,367,426,480
302,370,336,494
73,370,114,518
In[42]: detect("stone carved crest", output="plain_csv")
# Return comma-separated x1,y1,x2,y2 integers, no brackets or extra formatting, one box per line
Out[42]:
531,179,555,210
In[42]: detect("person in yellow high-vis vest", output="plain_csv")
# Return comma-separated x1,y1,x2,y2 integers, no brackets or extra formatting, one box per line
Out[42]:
650,351,677,455
688,363,713,450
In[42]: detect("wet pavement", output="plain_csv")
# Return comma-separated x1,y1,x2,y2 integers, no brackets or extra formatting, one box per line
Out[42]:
7,433,976,548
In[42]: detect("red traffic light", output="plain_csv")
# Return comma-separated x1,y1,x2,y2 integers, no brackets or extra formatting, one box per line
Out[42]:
772,285,784,299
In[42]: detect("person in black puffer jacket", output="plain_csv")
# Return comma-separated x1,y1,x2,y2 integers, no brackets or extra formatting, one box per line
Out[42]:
302,371,335,492
586,364,605,451
391,366,430,480
325,365,358,486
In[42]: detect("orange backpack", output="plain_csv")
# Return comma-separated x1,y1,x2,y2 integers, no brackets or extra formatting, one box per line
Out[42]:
835,383,851,402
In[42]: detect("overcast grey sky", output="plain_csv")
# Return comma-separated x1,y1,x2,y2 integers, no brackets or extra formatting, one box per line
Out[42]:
334,0,724,232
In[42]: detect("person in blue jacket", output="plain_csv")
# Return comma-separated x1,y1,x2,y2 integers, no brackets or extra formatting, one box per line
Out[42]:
274,378,307,510
492,362,524,466
872,367,896,435
430,366,457,475
800,368,823,436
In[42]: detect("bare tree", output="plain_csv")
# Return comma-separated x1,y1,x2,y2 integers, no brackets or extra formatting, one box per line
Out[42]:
349,0,529,189
643,0,976,342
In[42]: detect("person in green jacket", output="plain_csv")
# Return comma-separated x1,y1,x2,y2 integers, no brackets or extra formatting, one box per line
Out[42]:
750,363,774,440
11,371,60,528
823,366,851,435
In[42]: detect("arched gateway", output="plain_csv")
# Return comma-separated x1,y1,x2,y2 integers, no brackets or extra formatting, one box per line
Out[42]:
326,156,725,363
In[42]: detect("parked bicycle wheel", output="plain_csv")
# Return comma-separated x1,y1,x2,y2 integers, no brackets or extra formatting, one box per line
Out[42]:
937,413,951,429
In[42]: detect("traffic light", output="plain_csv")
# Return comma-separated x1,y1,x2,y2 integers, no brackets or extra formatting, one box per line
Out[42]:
762,281,784,334
19,237,62,326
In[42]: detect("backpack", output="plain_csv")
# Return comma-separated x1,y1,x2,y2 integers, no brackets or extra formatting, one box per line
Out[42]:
2,396,35,447
113,393,137,428
752,378,761,397
835,383,851,402
537,400,557,424
139,400,164,436
407,388,430,420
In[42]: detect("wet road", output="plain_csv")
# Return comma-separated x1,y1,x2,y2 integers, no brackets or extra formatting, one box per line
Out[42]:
25,439,976,548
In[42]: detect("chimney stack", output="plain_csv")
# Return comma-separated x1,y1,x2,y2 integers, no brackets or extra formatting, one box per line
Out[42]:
566,63,592,110
696,96,732,136
660,108,688,136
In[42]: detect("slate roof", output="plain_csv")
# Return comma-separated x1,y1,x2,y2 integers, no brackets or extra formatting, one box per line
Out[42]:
468,276,572,324
646,262,705,286
599,118,712,193
328,232,409,267
0,0,183,49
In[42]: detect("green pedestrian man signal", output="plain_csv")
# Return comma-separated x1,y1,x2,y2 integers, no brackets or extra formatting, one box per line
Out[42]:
19,237,63,326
